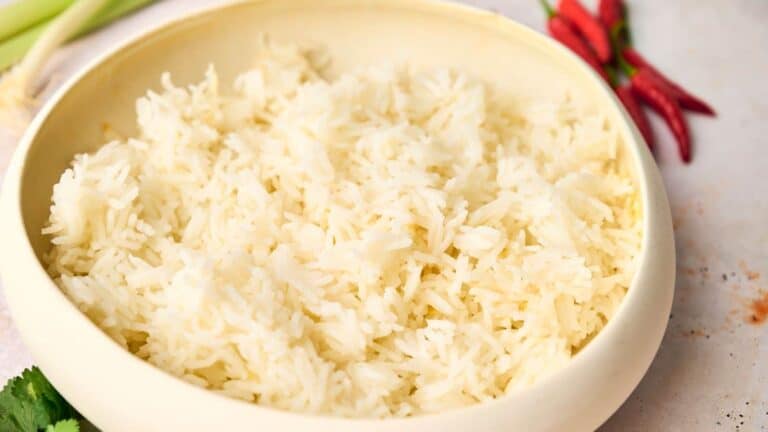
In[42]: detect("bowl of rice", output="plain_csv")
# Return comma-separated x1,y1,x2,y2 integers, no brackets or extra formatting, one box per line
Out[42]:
0,0,675,431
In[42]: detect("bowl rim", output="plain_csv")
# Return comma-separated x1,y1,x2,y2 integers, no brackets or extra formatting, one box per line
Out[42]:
0,0,675,428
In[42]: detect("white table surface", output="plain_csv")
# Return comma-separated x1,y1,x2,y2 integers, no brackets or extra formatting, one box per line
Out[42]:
1,1,767,430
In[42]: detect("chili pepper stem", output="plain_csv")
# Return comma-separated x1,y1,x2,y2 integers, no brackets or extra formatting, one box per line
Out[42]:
620,3,631,43
606,17,635,79
539,0,555,18
609,20,631,50
617,53,634,76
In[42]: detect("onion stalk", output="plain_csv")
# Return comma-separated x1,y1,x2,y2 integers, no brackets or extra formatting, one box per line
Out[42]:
15,0,111,94
0,0,107,128
0,0,75,41
0,0,155,130
0,0,155,72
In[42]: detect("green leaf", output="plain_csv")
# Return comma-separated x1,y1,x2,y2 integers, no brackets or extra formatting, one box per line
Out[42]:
46,419,80,432
0,372,41,431
0,367,81,432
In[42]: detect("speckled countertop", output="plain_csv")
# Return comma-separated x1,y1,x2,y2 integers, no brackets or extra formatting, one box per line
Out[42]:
1,1,766,430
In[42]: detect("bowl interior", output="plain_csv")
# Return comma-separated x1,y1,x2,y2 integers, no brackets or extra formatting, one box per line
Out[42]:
20,0,616,261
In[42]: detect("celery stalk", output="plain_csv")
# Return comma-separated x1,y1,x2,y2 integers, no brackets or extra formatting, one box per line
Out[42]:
0,0,75,41
0,0,155,72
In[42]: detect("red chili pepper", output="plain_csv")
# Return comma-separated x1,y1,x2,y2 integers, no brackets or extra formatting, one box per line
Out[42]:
540,1,611,83
623,47,716,116
558,0,612,63
630,68,691,163
616,84,654,151
598,0,623,31
601,0,632,48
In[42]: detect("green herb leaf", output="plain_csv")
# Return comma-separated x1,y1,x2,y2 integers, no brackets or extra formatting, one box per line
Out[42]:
0,367,81,432
46,419,80,432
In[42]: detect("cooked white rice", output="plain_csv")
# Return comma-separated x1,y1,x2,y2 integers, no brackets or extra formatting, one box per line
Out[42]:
43,38,642,417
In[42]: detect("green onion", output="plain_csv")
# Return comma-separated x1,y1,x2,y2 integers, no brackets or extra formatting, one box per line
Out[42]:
0,21,47,72
0,0,155,72
83,0,155,29
0,0,75,41
16,0,111,93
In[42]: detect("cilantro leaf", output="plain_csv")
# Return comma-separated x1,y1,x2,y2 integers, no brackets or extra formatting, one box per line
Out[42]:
45,419,80,432
0,367,81,432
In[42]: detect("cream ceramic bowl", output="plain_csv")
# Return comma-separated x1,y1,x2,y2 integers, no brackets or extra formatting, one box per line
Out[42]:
0,1,675,431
